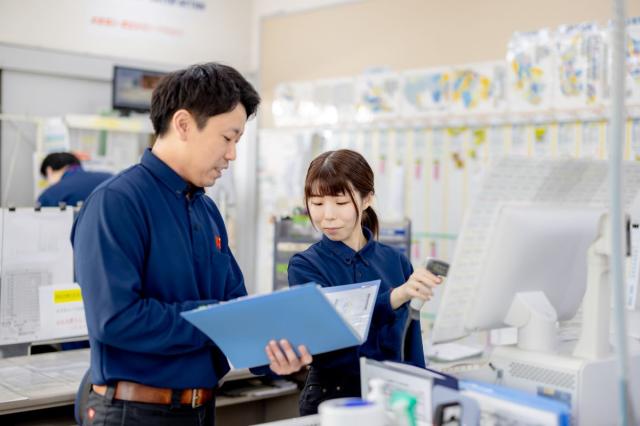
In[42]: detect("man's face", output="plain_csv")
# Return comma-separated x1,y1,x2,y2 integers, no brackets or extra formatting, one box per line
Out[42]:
185,103,247,187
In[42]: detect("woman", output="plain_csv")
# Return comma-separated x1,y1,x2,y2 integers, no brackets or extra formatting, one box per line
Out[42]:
288,149,442,415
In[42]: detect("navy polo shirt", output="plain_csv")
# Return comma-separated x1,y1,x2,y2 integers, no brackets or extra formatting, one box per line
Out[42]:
71,149,247,389
288,228,425,376
38,165,112,207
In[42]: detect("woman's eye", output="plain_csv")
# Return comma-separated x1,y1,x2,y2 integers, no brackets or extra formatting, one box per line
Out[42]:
311,202,323,206
224,136,232,142
336,202,349,206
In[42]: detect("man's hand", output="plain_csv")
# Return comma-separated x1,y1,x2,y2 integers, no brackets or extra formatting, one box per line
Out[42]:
265,339,312,375
390,268,443,310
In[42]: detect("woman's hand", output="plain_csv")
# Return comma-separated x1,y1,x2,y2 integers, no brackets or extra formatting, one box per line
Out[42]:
390,268,443,310
266,339,312,375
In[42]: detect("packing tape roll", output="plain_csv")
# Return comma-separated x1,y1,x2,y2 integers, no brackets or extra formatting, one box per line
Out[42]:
318,397,385,425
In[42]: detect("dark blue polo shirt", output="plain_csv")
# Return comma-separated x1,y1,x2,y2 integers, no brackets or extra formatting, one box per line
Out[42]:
71,149,247,389
38,165,112,207
288,228,425,376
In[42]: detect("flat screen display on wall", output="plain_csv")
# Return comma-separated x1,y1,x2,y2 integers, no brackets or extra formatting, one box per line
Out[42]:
112,66,167,113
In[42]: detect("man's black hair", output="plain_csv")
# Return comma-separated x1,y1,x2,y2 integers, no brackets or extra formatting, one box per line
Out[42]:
150,62,261,137
40,152,81,177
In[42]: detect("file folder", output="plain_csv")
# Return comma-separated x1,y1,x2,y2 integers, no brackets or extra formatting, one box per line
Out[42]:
181,281,380,369
460,380,571,426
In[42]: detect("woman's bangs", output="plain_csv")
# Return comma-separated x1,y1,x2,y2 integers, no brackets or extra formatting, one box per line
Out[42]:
306,170,350,198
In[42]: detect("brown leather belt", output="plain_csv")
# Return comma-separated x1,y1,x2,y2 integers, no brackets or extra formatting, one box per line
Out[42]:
92,381,214,408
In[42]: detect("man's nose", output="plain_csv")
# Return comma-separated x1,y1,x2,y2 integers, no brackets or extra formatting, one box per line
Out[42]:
225,143,236,161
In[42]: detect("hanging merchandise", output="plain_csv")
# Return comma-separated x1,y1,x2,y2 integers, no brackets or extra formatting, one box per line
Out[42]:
445,127,469,236
401,67,451,117
450,62,507,115
603,17,640,108
510,124,528,156
487,125,507,164
625,17,640,106
580,121,603,159
375,130,392,220
360,129,375,165
353,129,366,155
554,23,607,109
428,129,445,236
557,122,579,157
390,131,407,222
507,29,555,112
355,72,401,121
467,127,489,207
632,120,640,162
532,124,552,157
410,130,428,233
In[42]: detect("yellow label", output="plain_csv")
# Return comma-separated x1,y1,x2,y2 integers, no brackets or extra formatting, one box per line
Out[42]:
54,289,82,304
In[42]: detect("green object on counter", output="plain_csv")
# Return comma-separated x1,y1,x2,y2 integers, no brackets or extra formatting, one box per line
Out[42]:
390,390,418,426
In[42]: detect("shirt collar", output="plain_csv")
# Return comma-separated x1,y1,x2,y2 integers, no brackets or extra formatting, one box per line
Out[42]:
62,164,82,178
141,149,204,199
320,227,375,265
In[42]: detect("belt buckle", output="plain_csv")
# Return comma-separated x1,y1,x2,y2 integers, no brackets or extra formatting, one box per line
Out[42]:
191,389,201,408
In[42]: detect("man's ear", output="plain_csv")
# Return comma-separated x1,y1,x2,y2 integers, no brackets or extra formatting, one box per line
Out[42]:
172,109,193,141
44,166,54,182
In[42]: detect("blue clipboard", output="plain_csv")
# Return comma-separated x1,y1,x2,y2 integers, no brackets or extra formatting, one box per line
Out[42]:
181,281,380,369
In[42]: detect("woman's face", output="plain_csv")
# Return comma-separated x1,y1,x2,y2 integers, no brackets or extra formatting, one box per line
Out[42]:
307,185,371,248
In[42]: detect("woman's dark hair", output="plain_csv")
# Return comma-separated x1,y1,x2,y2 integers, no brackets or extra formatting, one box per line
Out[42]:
40,152,81,177
150,62,261,137
304,149,379,237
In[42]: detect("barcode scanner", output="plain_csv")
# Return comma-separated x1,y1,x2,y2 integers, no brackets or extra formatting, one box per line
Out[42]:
409,258,449,320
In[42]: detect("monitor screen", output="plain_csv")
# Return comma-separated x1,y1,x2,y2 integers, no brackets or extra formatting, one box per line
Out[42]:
464,204,602,332
112,66,167,113
430,157,640,344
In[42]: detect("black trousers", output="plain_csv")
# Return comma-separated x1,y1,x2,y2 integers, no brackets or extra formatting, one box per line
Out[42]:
298,368,361,416
82,387,215,426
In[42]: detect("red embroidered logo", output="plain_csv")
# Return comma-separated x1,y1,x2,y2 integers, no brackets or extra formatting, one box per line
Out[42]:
215,235,222,250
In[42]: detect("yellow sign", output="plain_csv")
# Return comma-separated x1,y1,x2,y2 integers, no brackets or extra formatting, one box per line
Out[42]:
54,288,83,304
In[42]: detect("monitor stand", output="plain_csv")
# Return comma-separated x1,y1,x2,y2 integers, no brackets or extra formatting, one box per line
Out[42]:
491,214,638,424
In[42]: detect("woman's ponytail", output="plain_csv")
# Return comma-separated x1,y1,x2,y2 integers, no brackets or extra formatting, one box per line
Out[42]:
362,206,379,238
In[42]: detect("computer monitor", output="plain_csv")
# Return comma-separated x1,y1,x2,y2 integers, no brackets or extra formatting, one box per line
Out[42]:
428,157,640,423
431,157,640,346
112,66,167,114
461,204,602,351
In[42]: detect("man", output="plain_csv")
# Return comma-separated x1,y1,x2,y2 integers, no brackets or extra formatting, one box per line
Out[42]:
38,152,112,207
71,63,311,426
